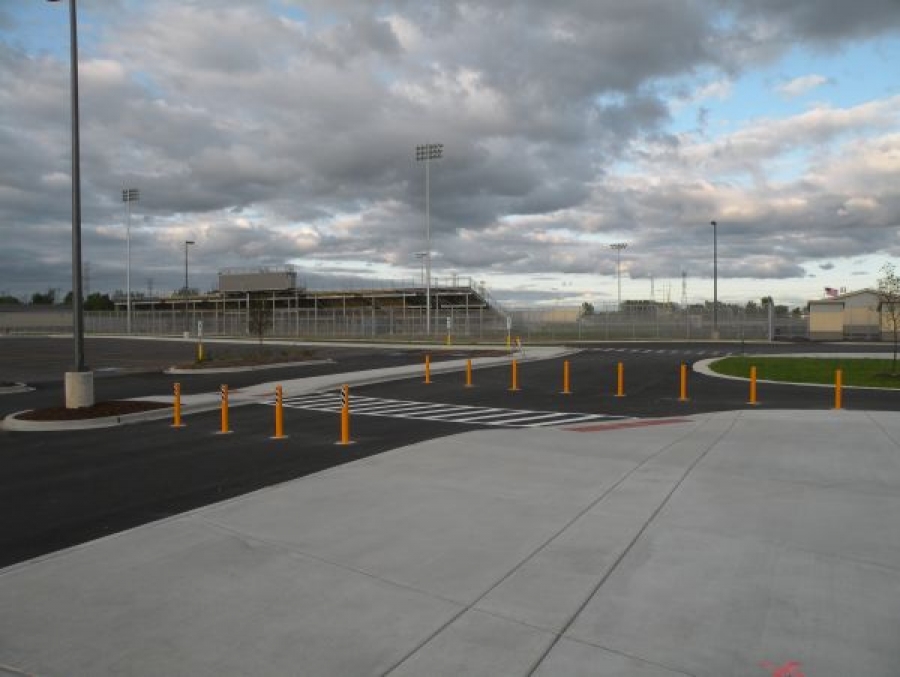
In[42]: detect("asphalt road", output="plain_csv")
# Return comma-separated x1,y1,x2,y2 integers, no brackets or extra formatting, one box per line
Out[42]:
2,337,899,568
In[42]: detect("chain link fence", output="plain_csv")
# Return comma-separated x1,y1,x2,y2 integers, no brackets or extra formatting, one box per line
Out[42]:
2,303,808,342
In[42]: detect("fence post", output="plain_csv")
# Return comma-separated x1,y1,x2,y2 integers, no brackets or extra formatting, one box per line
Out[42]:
172,382,184,428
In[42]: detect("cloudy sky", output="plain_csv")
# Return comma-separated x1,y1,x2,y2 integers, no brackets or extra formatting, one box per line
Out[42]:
1,0,899,308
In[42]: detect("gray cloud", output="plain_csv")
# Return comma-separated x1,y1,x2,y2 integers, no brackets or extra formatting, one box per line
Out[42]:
1,0,898,306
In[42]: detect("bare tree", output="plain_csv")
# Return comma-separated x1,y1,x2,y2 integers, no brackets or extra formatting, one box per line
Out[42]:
247,294,272,347
878,263,900,374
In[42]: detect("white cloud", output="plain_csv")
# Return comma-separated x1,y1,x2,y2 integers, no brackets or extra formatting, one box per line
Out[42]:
776,73,828,97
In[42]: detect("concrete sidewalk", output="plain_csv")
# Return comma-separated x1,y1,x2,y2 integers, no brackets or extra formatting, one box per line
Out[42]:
3,409,899,676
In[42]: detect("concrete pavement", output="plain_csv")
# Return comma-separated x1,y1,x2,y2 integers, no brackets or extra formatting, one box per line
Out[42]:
3,408,899,676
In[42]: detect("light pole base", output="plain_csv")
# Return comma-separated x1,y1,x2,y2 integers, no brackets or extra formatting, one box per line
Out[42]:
65,371,95,409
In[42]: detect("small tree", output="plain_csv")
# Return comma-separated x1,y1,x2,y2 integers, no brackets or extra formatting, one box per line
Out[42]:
31,288,55,305
247,294,272,347
579,301,595,317
878,263,900,374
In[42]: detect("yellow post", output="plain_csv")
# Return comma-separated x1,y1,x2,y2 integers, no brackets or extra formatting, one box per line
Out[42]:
748,366,758,405
196,341,204,363
339,384,351,444
834,368,843,409
562,360,571,394
509,359,520,391
172,382,184,428
616,362,625,398
465,359,473,388
424,354,432,384
273,385,285,439
220,384,230,433
678,363,689,402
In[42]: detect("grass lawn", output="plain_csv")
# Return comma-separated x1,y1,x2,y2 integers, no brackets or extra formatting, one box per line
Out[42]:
710,356,900,388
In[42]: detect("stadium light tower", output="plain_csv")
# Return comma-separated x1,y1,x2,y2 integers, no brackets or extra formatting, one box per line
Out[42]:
122,188,139,334
49,0,92,407
184,240,195,295
609,242,628,309
415,143,443,335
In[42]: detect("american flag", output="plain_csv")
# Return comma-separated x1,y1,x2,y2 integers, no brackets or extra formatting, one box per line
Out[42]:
824,287,839,298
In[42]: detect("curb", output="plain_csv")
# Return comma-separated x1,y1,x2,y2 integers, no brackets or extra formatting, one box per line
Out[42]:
1,406,175,432
1,348,576,432
695,354,900,390
164,359,334,375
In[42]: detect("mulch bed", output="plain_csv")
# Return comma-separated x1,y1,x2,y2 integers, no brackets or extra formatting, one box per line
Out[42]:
17,400,170,421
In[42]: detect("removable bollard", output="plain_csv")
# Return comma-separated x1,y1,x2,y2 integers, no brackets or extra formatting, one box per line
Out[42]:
172,382,184,428
219,384,231,434
678,363,689,402
272,385,286,439
834,369,843,409
616,362,625,398
562,360,571,395
424,354,432,384
748,366,758,405
338,384,351,445
465,359,473,388
509,359,520,392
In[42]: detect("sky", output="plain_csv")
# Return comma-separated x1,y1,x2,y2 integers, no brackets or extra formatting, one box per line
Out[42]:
1,0,899,309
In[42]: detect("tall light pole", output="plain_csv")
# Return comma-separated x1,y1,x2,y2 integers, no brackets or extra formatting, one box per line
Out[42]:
415,143,443,335
122,188,139,334
711,220,718,339
49,0,91,407
414,251,427,286
184,240,195,295
610,242,628,310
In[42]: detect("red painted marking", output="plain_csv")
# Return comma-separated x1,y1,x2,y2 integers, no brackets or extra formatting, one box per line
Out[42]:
566,418,693,432
759,661,805,677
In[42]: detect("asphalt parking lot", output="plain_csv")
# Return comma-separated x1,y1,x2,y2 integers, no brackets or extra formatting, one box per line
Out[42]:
2,337,899,568
3,337,900,675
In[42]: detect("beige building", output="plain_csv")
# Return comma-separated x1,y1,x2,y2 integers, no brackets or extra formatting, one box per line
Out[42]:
808,289,884,341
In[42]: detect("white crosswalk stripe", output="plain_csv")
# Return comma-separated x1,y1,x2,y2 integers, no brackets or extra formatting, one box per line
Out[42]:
263,391,627,428
590,347,732,356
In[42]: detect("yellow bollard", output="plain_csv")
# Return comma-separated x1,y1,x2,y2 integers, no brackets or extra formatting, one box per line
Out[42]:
748,366,758,405
465,358,473,388
424,354,432,384
273,385,285,439
562,360,571,394
197,341,204,363
616,362,625,398
338,384,351,445
834,368,843,409
509,359,520,392
678,363,689,402
219,384,231,433
172,382,184,428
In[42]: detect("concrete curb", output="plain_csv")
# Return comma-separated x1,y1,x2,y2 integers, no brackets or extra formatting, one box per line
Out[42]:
164,359,334,375
695,352,900,390
1,405,175,432
1,347,576,432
